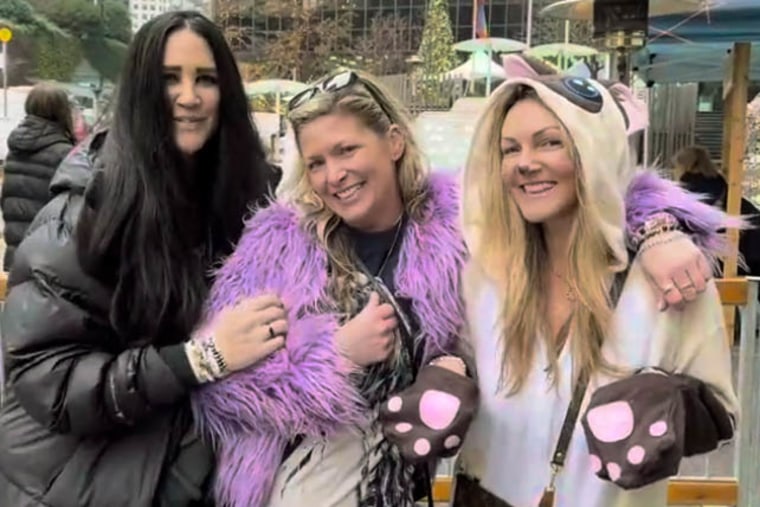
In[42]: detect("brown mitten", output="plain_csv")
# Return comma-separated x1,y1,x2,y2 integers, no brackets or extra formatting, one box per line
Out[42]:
379,364,479,464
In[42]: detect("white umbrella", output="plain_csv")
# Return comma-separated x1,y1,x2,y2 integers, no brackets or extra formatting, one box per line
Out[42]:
244,79,308,96
453,37,527,54
526,43,599,58
539,0,712,20
445,51,507,81
244,79,309,115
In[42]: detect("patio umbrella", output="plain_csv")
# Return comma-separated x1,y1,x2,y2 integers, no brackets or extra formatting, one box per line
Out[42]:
445,51,508,81
244,79,308,96
453,37,527,54
526,43,599,58
539,0,712,20
244,79,309,115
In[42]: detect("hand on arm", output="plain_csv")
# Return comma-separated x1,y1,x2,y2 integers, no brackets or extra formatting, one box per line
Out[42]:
186,294,287,382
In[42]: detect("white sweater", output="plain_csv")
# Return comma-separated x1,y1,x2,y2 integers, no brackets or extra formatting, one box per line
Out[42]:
457,260,739,507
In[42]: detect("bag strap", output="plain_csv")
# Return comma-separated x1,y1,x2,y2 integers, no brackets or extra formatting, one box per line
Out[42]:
353,252,420,378
547,264,631,477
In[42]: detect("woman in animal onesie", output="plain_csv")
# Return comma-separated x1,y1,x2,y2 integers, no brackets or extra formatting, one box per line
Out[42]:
188,68,736,507
453,61,739,507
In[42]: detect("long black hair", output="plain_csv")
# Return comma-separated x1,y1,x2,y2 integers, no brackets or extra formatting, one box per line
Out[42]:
77,11,275,343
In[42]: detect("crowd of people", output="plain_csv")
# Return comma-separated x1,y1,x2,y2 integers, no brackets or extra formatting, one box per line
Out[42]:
0,9,746,507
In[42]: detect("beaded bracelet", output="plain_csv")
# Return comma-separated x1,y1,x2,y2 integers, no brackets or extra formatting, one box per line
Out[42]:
630,212,682,251
639,230,686,254
184,337,229,383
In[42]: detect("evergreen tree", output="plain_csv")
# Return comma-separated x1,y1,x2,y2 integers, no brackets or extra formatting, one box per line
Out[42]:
417,0,458,103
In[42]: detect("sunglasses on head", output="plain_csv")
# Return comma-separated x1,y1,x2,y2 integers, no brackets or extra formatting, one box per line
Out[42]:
287,70,390,119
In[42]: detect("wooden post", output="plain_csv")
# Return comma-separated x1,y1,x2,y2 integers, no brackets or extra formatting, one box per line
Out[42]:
721,42,751,342
723,42,751,276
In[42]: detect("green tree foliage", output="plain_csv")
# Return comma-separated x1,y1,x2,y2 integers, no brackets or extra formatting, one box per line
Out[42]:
418,0,458,76
0,0,66,36
0,0,69,84
82,36,127,82
34,33,82,81
30,0,129,82
249,0,355,82
102,0,131,43
353,15,421,76
417,0,458,102
36,0,102,38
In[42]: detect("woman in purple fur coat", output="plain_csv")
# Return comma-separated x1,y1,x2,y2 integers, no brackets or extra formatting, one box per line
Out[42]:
189,70,728,507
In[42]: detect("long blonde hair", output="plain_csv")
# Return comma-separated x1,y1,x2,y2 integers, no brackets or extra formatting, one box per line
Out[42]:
463,84,621,395
285,71,429,313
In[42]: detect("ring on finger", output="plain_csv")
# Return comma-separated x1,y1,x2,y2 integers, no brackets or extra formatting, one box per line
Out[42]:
268,325,276,339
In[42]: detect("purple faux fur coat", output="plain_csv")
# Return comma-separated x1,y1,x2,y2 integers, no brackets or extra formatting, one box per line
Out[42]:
192,172,468,507
625,170,745,264
191,169,736,507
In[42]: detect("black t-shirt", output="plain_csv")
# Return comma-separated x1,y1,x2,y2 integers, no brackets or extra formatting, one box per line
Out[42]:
344,216,406,293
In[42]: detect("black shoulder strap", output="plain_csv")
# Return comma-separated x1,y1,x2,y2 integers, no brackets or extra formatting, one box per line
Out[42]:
549,263,631,470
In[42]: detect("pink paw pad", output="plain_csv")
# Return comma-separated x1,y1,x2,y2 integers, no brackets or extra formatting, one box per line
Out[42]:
387,396,403,413
627,445,645,465
419,390,461,430
590,454,602,473
414,438,431,456
586,401,634,443
649,420,668,437
606,462,621,482
395,423,412,434
444,435,461,449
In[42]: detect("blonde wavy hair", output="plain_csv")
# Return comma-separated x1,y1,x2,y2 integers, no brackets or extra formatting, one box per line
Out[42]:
284,70,429,314
463,85,621,395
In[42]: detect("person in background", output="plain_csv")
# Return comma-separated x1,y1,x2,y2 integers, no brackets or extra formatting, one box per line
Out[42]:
0,11,280,507
674,144,760,275
1,82,75,270
70,100,91,143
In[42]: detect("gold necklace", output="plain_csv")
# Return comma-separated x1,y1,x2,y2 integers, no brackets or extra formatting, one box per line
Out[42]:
552,270,576,302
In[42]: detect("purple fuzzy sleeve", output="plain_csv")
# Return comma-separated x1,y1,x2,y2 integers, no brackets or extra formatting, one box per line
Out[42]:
190,203,366,447
625,171,745,266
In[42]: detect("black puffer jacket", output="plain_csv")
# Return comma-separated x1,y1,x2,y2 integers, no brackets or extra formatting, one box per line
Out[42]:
0,132,234,507
1,115,74,270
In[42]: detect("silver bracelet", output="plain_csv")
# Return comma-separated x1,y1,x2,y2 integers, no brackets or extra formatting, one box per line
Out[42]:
185,336,229,383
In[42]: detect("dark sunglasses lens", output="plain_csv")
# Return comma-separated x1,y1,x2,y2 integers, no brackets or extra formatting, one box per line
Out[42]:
289,88,314,110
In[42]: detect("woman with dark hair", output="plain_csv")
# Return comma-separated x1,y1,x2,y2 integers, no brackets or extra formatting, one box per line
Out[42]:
1,82,75,269
0,11,282,507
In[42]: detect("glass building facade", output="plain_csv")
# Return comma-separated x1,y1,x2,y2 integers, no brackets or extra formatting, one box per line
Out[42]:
220,0,531,57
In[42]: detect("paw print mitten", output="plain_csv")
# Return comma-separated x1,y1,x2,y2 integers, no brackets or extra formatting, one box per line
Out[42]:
378,364,479,464
581,370,686,490
581,369,734,490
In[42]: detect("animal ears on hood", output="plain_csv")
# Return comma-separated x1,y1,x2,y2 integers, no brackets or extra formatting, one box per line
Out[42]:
502,53,558,79
601,81,649,136
501,53,648,136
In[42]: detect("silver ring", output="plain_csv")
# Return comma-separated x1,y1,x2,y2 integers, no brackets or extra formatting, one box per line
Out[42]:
268,326,275,339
